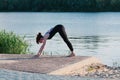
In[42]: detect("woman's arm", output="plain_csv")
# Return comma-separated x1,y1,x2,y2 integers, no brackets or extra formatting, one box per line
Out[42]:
37,34,49,56
37,39,46,56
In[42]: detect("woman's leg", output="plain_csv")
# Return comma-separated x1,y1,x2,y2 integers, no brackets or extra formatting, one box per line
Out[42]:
57,25,73,52
49,24,75,56
48,24,75,56
58,25,75,56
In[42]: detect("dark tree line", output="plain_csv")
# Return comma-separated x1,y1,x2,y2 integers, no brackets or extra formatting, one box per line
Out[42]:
0,0,120,12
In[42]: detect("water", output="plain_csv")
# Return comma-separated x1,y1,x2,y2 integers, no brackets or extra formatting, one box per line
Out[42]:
0,12,120,66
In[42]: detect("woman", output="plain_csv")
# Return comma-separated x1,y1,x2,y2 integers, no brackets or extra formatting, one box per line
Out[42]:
35,24,75,57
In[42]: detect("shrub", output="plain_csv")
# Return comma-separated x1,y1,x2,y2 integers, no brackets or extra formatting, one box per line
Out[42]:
0,30,29,54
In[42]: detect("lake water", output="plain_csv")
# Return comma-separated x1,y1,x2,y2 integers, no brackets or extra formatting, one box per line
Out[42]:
0,12,120,66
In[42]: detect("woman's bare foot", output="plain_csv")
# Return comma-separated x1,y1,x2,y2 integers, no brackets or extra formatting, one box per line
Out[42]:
67,53,75,57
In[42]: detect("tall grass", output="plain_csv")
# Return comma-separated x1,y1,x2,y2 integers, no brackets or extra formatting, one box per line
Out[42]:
0,30,29,54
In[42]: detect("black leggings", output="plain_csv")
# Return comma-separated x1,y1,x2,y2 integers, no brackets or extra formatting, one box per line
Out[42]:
48,24,73,51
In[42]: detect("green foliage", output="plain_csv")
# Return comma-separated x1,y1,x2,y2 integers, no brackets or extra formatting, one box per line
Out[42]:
0,0,120,12
0,30,29,54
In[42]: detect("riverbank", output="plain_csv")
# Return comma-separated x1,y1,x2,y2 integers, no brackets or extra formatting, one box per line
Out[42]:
0,54,120,79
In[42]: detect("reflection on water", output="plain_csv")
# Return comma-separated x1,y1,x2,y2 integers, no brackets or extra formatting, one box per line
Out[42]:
70,36,109,50
70,35,120,66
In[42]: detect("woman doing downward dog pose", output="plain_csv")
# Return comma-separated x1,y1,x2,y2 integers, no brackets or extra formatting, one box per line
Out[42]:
35,24,75,57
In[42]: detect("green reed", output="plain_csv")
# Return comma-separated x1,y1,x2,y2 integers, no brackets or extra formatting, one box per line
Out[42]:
0,30,29,54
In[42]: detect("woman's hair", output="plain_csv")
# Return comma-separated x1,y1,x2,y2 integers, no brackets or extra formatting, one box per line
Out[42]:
36,32,43,44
